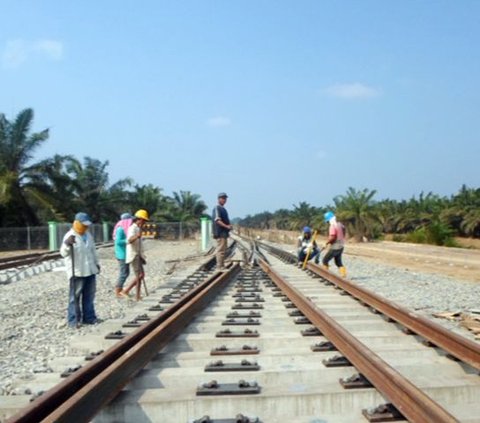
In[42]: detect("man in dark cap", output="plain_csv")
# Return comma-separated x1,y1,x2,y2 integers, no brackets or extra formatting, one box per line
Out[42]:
212,192,233,270
60,212,100,327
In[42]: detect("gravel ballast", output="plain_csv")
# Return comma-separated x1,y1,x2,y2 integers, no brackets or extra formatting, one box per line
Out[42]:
0,239,204,396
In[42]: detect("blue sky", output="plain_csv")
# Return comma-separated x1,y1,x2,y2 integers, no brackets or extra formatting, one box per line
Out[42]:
1,1,479,218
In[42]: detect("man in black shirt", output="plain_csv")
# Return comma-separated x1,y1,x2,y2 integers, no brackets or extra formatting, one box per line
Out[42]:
212,192,233,270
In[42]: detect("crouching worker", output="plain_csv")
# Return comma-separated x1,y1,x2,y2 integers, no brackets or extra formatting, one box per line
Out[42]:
60,212,100,328
297,226,320,267
322,211,347,277
120,209,149,301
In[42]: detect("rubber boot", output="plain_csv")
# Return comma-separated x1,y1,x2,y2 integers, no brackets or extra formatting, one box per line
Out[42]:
339,266,347,278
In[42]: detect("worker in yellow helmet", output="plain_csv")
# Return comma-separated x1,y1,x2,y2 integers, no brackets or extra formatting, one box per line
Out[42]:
119,209,149,300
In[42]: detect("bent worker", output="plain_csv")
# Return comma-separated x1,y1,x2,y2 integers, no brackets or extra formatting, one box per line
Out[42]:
120,209,149,301
60,212,100,328
322,211,347,277
297,226,320,266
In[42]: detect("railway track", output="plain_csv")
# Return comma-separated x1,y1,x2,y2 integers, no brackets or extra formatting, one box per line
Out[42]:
0,243,114,284
2,238,480,422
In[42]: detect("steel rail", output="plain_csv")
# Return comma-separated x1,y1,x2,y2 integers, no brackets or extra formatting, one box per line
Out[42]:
7,264,241,423
0,242,114,271
258,258,458,423
261,242,480,371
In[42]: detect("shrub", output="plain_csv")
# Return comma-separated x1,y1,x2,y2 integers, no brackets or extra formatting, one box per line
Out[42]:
391,234,405,242
406,228,427,244
404,222,457,247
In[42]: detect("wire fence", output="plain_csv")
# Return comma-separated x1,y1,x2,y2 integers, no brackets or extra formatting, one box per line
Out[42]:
0,221,201,252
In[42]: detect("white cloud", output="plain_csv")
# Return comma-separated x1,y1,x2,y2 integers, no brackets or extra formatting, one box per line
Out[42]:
2,39,28,68
33,39,64,60
207,116,232,127
2,38,64,68
325,82,380,99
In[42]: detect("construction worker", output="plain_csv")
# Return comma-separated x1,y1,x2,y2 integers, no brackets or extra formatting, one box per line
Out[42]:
120,209,149,301
60,212,100,328
322,211,347,277
112,213,133,298
297,226,320,266
212,192,233,270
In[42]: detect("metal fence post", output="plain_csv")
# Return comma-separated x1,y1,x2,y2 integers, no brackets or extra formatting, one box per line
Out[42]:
200,217,211,251
48,221,58,251
102,222,109,242
27,226,31,250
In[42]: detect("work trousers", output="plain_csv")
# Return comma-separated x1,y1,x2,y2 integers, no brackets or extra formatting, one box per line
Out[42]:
68,274,97,327
215,237,228,269
116,259,130,289
298,248,320,264
322,247,344,268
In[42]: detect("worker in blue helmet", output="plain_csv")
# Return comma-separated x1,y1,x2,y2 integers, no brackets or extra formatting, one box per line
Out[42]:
322,211,347,277
297,226,320,267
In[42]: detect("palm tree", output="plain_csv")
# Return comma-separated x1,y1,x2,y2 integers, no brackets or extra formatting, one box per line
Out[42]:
169,190,207,223
271,209,291,230
442,185,480,237
24,154,80,222
334,187,377,241
395,192,447,233
130,184,166,220
461,209,480,237
374,199,401,234
288,202,320,231
0,108,50,226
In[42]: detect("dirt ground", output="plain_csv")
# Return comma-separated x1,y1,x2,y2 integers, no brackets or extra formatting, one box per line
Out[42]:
345,241,480,283
246,229,480,284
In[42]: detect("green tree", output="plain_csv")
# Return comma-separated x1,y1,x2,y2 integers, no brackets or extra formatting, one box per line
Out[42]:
0,108,50,226
130,184,166,220
169,190,207,223
24,154,80,222
395,192,447,233
61,157,132,222
289,202,320,231
442,185,480,237
334,187,378,241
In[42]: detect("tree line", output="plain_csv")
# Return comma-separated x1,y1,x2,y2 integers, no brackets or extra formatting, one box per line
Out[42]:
2,108,479,246
0,108,208,227
238,186,480,246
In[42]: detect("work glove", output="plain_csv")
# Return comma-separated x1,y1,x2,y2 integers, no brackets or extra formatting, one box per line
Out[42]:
64,235,76,246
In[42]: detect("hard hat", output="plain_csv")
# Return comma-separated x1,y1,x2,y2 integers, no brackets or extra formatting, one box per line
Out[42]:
324,211,335,222
303,226,312,233
134,209,150,221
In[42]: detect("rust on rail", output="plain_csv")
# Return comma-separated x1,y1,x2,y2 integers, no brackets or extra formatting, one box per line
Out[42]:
7,264,241,423
261,241,480,371
259,259,458,423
